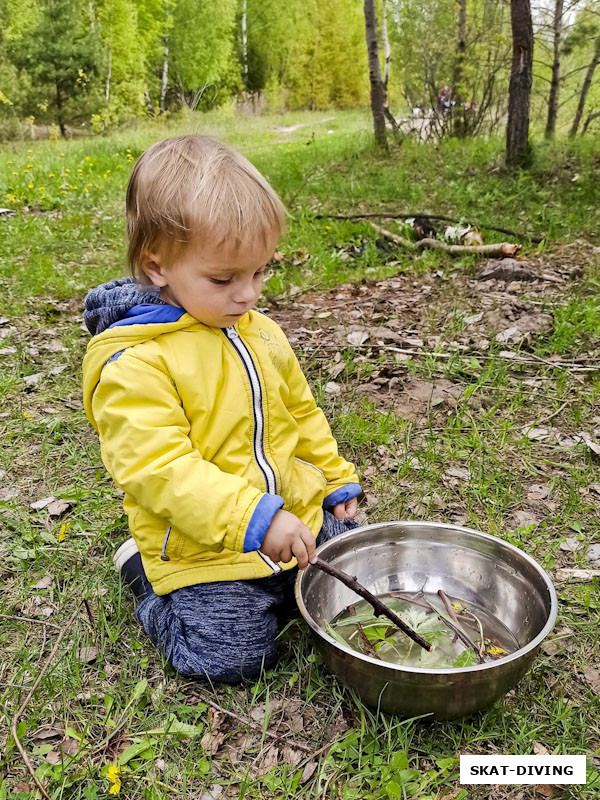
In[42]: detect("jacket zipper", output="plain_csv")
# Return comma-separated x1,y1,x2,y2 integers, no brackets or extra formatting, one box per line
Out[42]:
223,326,277,494
161,526,172,561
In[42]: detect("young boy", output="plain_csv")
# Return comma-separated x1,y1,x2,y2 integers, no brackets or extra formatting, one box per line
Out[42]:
82,135,361,682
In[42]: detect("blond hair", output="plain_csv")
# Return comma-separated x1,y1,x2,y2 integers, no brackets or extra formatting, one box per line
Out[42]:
125,135,287,280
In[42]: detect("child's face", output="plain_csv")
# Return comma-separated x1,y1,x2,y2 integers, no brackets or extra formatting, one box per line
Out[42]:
142,233,278,328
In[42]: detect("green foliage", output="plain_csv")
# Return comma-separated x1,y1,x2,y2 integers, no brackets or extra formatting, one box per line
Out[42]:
11,0,103,130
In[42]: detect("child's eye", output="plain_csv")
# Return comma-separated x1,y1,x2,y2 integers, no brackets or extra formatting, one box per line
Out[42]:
210,277,231,285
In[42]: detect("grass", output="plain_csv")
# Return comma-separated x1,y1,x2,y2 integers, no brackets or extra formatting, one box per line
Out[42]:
1,109,600,798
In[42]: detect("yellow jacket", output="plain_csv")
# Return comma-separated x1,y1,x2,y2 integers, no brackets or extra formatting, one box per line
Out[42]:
82,296,360,594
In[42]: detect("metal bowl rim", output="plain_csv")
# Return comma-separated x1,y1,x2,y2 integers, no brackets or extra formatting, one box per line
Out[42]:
295,520,559,675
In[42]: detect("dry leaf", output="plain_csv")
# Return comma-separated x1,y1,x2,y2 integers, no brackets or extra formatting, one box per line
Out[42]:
581,434,600,457
556,568,600,581
528,484,550,501
512,510,539,528
199,786,223,800
325,382,341,394
464,312,483,325
300,761,318,784
60,738,79,756
328,361,346,378
24,372,43,387
559,537,580,552
532,740,550,756
257,744,279,774
347,329,369,347
0,487,19,501
525,427,550,441
47,498,72,517
77,646,99,663
32,726,63,744
586,543,600,565
583,666,600,695
444,466,470,483
46,750,62,764
30,496,56,511
32,576,54,590
534,784,562,798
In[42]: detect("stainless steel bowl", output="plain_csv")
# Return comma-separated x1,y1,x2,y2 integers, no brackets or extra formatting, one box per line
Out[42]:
295,521,558,720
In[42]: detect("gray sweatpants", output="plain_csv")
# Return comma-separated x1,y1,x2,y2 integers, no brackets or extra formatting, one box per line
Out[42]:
136,511,358,682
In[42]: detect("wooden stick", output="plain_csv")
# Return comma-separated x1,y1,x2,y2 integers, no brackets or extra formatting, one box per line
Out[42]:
314,211,544,243
356,622,380,659
438,589,459,644
312,558,432,651
422,598,485,664
0,614,61,631
10,603,82,800
369,222,521,257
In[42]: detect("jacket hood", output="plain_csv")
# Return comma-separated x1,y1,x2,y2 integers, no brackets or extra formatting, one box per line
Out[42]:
82,277,197,429
83,276,167,335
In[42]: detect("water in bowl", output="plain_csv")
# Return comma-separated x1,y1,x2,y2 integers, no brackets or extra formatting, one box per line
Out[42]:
328,592,520,669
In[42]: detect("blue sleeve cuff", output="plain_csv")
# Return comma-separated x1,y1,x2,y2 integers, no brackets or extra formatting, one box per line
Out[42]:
243,494,285,553
323,483,362,509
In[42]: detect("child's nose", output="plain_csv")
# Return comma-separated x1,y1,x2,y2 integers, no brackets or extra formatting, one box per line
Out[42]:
233,281,258,304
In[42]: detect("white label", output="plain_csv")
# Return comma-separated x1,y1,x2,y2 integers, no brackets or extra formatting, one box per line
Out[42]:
460,755,587,784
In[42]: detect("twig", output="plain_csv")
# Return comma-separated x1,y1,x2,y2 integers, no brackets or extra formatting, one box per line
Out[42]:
313,558,432,651
355,622,380,659
179,687,313,754
422,598,484,664
10,602,83,800
0,614,61,631
535,400,571,426
369,222,521,257
438,590,459,643
314,211,544,243
389,591,431,610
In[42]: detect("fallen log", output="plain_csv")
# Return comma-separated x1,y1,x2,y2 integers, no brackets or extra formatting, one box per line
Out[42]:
315,211,544,243
369,222,521,257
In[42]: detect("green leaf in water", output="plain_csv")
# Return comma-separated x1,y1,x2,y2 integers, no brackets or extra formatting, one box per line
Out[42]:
453,648,478,668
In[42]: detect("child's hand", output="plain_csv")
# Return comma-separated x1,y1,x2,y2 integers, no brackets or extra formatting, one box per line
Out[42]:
260,509,317,569
332,496,358,521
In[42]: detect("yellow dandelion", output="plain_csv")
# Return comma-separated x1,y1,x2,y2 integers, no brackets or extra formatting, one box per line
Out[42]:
26,163,33,168
106,764,121,795
27,149,32,153
77,168,83,173
22,411,32,420
27,183,33,188
60,152,64,156
12,171,18,175
83,187,89,193
65,168,70,173
48,173,55,177
324,225,332,231
58,522,70,542
486,644,508,657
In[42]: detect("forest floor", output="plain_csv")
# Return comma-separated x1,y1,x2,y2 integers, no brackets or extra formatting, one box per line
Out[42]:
1,110,599,799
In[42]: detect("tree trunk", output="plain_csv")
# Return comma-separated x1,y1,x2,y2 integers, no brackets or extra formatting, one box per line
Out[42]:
160,42,169,113
569,37,600,138
452,0,467,137
506,0,533,168
55,80,66,137
241,0,248,88
144,90,156,115
363,0,387,147
545,0,564,138
105,46,112,103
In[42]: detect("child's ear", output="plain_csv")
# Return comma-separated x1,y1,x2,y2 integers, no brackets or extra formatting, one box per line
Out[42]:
139,252,169,288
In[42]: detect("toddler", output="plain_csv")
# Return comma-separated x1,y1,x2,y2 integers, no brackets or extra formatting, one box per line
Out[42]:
82,135,361,681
